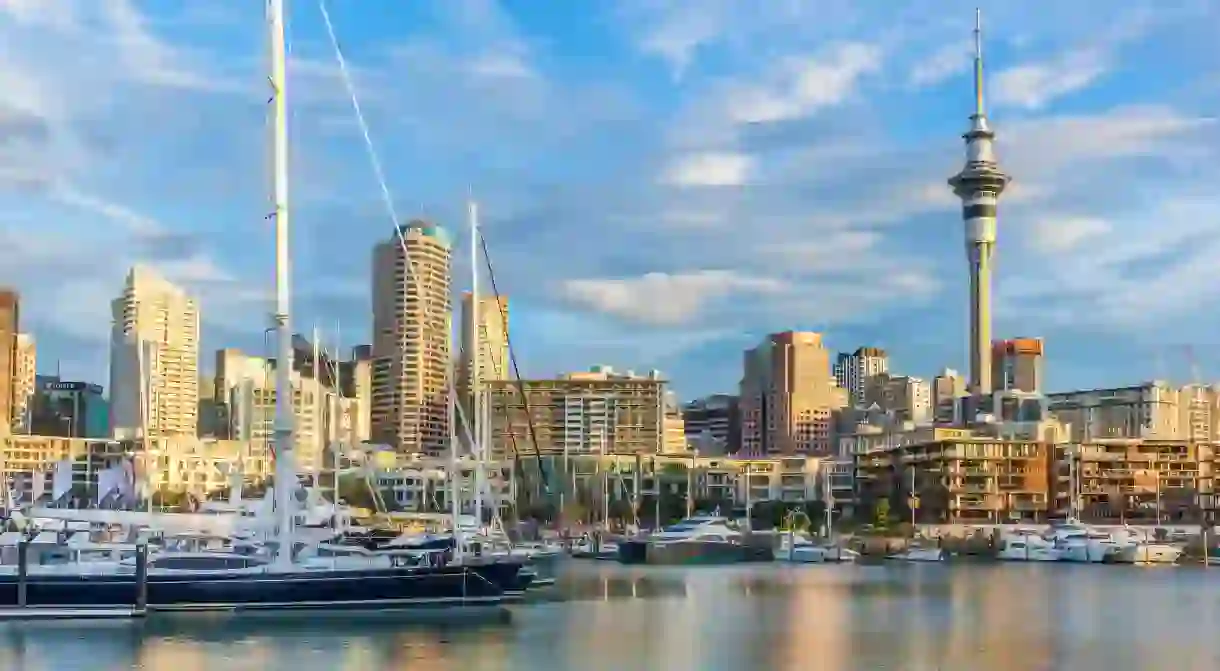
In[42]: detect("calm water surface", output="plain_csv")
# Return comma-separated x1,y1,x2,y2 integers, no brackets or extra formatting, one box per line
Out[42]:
1,562,1218,670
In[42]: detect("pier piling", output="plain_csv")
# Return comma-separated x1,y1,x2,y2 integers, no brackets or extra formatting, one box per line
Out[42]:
16,538,28,608
134,544,149,613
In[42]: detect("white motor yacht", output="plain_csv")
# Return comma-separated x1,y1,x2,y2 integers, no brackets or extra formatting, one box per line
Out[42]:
647,516,743,545
886,543,946,562
997,533,1062,561
1107,542,1183,565
775,533,859,563
1051,523,1121,563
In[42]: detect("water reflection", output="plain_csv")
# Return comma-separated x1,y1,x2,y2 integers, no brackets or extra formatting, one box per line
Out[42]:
0,563,1218,670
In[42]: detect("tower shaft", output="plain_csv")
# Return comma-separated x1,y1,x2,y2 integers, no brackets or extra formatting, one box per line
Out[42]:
949,9,1009,397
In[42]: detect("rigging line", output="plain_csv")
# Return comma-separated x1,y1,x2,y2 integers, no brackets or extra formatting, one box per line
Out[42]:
318,1,495,506
318,0,398,225
471,271,537,502
478,230,551,497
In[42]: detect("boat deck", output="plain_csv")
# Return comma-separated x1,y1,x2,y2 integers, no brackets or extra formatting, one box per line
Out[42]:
0,606,145,621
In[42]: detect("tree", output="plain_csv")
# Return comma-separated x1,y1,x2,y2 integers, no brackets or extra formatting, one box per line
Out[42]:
803,500,827,528
151,488,188,512
607,499,635,524
874,499,892,529
336,476,381,511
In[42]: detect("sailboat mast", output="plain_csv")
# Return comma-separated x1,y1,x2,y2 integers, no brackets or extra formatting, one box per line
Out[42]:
267,0,296,568
469,197,484,532
447,312,463,562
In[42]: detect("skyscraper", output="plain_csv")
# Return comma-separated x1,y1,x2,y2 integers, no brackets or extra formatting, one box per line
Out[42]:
991,338,1044,394
833,346,889,407
12,333,35,431
109,265,200,438
459,292,510,392
739,331,848,456
0,289,17,436
948,10,1010,396
371,220,452,454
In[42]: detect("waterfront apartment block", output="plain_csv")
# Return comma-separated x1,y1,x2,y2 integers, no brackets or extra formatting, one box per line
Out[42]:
0,289,17,437
854,427,1054,524
1054,439,1215,523
370,221,452,455
0,434,275,503
358,452,830,515
1047,381,1220,443
485,368,665,459
740,331,848,456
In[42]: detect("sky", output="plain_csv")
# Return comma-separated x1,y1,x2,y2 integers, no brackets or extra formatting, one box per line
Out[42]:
0,0,1218,400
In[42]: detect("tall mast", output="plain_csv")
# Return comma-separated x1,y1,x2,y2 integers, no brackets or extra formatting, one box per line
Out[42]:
267,0,296,568
469,197,484,531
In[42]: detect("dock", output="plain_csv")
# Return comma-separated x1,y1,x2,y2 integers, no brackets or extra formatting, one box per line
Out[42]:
0,540,149,622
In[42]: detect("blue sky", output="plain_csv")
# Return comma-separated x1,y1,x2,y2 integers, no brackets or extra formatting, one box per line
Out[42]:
0,0,1218,399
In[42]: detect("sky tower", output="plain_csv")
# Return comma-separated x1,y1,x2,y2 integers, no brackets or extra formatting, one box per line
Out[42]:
949,9,1010,396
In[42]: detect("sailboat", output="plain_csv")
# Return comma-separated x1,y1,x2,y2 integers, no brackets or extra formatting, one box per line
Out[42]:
0,0,517,618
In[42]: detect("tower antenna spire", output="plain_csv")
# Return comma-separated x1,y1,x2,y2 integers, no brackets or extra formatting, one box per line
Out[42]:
974,8,985,118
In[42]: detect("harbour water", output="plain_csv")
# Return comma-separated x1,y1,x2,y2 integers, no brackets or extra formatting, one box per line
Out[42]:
2,561,1218,670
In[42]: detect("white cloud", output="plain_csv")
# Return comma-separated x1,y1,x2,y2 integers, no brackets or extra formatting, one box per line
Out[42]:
726,43,880,124
662,151,753,187
560,271,786,326
992,48,1109,110
1026,216,1112,254
635,5,727,79
999,106,1216,190
907,40,972,88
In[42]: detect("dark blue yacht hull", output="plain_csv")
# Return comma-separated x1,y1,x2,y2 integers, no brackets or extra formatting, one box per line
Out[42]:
0,566,505,613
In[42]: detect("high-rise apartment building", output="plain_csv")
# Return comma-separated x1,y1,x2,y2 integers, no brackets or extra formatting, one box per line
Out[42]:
371,221,452,455
0,290,17,437
11,333,35,432
459,292,510,382
833,346,889,407
486,366,665,458
682,394,741,456
932,368,967,423
863,373,932,424
213,347,357,472
108,266,200,439
991,337,1044,393
740,331,848,456
339,345,373,444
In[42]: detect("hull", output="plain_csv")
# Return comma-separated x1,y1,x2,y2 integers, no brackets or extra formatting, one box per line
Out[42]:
776,546,826,563
997,549,1061,561
886,548,945,562
0,566,504,613
617,540,773,565
1059,543,1111,563
1107,544,1183,565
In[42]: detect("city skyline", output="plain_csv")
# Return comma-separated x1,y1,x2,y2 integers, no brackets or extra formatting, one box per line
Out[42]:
0,2,1217,399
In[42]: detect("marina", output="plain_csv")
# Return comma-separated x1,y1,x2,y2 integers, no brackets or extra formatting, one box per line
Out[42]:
0,1,1217,668
2,561,1220,670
